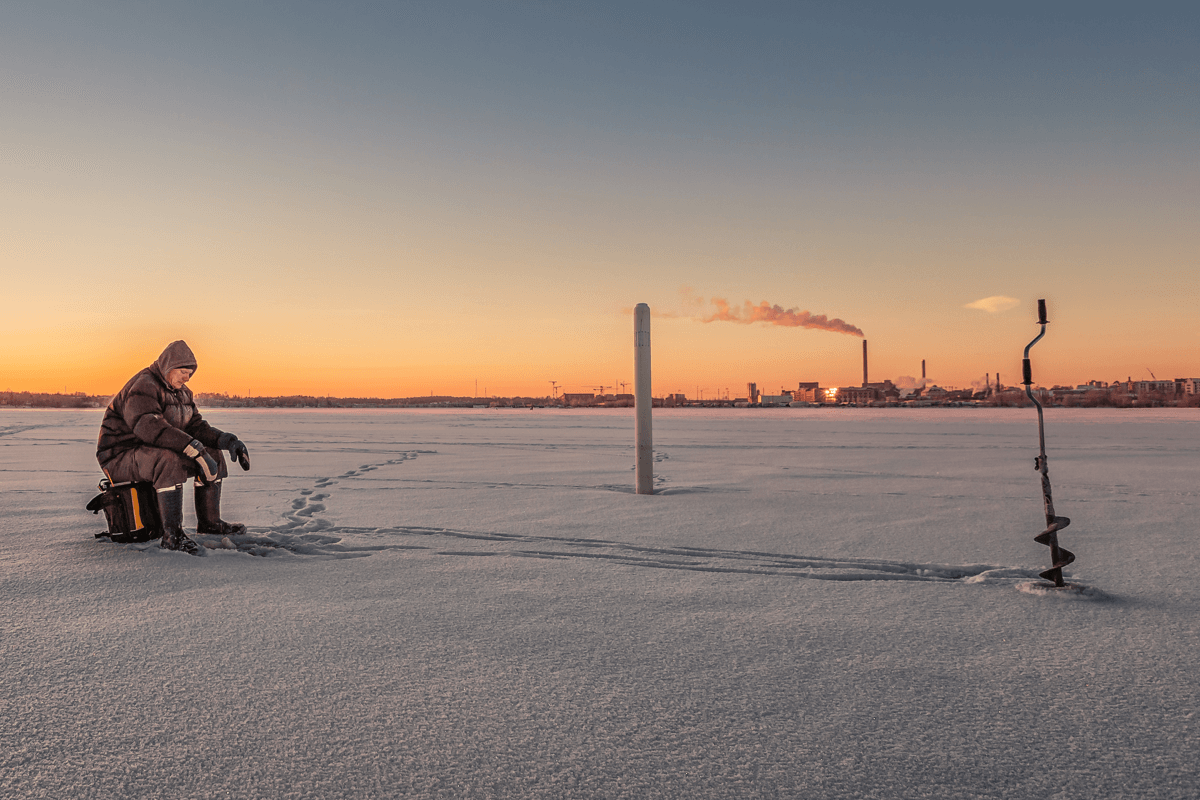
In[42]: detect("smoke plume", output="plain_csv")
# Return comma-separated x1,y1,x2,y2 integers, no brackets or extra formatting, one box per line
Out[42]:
894,375,929,391
704,298,864,337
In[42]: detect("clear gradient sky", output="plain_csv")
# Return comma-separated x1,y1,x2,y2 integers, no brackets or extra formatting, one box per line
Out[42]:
3,1,1197,398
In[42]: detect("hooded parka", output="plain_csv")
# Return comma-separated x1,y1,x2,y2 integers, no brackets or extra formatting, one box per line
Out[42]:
97,341,232,486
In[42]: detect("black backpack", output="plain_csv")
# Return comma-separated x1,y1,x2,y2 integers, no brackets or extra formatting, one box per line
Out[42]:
86,479,164,543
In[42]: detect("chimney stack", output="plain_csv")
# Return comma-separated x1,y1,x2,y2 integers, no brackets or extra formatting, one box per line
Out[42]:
921,359,926,380
862,339,868,387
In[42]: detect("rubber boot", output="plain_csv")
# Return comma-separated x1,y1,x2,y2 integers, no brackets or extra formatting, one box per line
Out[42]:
158,485,204,556
195,480,246,535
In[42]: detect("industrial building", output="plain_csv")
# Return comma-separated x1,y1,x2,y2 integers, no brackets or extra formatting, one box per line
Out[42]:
794,382,822,403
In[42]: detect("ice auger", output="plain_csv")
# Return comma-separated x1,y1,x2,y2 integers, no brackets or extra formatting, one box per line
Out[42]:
1022,299,1076,587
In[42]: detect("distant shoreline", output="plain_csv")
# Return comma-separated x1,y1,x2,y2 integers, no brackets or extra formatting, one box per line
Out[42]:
3,391,1198,412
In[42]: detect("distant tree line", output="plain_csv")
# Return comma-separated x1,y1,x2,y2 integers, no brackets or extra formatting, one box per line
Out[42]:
0,391,105,408
193,392,522,408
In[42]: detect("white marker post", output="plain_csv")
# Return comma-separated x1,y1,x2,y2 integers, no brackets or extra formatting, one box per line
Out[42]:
634,303,653,494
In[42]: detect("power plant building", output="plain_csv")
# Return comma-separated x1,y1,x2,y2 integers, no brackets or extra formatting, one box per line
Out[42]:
836,386,879,404
794,382,822,403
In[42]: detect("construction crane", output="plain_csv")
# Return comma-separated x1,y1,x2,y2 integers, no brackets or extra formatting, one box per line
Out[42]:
549,381,559,399
1147,368,1157,381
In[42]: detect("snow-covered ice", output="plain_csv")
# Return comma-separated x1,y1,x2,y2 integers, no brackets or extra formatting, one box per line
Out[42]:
2,407,1198,799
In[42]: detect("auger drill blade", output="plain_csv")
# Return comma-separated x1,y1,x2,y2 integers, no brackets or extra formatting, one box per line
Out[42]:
1034,516,1070,546
1039,566,1064,585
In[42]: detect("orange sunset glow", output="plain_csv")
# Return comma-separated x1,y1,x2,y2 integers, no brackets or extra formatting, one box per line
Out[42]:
2,4,1196,399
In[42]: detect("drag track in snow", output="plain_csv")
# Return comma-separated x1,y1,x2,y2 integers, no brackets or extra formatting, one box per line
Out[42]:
171,523,1034,585
116,445,1038,585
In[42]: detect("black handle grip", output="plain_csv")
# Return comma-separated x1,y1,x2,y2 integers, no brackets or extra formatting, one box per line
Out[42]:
1037,299,1047,325
1023,358,1032,385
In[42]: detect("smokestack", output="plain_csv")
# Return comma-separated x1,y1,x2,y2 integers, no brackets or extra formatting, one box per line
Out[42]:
862,339,868,387
922,359,926,380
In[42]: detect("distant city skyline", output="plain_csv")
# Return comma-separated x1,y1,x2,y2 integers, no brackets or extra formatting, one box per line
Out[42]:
2,3,1196,397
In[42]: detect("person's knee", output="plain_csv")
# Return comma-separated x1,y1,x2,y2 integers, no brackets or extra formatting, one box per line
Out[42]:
151,450,196,489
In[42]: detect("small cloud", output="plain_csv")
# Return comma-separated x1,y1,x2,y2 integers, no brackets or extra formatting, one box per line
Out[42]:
964,295,1020,313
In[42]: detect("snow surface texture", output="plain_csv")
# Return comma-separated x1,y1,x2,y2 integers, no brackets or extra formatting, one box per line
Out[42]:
2,407,1198,799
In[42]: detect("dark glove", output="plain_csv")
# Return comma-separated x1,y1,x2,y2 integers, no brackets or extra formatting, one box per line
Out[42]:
184,439,220,483
218,432,251,471
230,439,250,471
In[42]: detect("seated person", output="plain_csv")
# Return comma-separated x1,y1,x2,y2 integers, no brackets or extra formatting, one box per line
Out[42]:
96,340,250,555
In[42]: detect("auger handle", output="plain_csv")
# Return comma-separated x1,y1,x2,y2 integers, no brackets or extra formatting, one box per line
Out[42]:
1023,298,1047,386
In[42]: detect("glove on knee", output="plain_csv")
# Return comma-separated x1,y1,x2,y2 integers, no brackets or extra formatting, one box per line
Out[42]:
184,439,220,483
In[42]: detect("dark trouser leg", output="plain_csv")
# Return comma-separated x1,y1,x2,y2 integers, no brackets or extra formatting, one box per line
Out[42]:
102,446,208,490
194,479,245,535
157,484,203,556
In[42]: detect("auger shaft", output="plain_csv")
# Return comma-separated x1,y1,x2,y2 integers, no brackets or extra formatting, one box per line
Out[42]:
1022,299,1075,587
